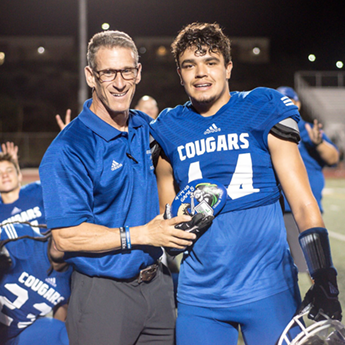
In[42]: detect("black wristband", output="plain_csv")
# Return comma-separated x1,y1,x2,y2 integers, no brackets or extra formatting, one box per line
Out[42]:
119,227,127,250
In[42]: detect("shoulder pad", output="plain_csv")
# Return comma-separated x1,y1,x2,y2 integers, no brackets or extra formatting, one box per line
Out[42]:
270,118,300,144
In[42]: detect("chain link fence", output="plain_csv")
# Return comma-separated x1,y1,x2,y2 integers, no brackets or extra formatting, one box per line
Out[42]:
0,132,58,167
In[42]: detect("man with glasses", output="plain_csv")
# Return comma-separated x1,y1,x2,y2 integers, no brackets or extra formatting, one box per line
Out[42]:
39,30,196,345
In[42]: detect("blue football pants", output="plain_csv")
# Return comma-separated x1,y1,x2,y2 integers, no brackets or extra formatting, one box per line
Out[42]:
176,287,301,345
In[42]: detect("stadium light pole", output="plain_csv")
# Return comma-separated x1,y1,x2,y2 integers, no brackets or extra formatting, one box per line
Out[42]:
78,0,88,111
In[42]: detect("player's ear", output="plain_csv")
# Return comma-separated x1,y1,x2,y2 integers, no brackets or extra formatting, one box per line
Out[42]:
225,61,233,80
85,66,96,88
177,68,184,86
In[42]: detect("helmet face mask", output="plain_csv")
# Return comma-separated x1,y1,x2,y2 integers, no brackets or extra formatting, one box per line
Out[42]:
279,309,345,345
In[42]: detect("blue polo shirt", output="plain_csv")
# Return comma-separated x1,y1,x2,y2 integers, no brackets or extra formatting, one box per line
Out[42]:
39,99,162,279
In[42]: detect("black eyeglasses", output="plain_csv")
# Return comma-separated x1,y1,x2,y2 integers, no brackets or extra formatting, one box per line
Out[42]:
93,68,139,82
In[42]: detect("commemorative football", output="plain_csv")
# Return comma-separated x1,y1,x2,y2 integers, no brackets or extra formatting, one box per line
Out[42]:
171,178,227,218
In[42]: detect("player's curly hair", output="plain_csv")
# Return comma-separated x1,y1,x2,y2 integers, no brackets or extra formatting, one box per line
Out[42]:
87,30,139,71
171,22,231,67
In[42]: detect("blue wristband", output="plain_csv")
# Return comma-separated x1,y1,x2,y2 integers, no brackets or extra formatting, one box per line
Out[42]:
125,226,131,250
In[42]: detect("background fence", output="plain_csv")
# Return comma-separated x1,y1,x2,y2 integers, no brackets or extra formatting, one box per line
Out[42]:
0,132,57,167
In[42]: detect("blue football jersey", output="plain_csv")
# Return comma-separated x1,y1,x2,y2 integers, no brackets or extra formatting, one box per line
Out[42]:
151,87,300,213
0,224,72,342
150,87,301,307
0,182,46,234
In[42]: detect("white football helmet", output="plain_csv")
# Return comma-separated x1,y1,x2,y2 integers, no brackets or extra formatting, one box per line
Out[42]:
278,309,345,345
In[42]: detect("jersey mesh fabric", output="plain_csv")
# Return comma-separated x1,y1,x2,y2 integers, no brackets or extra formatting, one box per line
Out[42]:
150,87,300,307
0,224,72,342
0,182,46,233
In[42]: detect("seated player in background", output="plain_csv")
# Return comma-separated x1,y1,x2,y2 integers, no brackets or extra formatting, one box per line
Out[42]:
0,223,72,345
0,150,45,234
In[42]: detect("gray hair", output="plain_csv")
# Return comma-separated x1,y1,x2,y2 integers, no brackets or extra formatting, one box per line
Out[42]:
87,30,139,70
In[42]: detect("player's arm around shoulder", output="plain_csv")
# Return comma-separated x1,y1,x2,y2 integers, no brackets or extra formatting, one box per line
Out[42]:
268,133,324,232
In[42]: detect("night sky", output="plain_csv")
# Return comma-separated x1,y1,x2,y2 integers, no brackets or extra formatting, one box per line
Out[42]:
0,0,344,70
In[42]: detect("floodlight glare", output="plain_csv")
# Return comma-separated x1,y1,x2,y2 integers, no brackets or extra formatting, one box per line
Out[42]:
336,61,344,69
0,51,5,65
156,46,167,56
38,46,45,54
308,54,316,62
252,47,261,55
102,23,110,30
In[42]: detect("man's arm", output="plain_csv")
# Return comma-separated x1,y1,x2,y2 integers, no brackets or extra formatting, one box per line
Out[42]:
52,213,196,253
305,119,339,166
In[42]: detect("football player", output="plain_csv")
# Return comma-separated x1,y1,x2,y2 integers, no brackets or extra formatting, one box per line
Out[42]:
0,151,45,235
150,22,342,345
0,223,72,345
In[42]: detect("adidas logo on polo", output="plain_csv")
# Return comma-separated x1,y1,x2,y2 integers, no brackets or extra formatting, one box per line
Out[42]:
45,277,57,287
111,160,123,171
204,124,221,135
281,96,295,107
